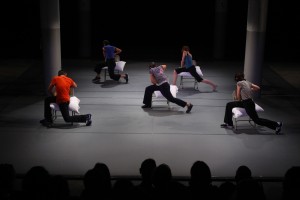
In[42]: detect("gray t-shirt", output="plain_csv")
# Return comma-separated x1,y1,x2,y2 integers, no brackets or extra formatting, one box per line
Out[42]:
237,80,253,100
149,65,168,85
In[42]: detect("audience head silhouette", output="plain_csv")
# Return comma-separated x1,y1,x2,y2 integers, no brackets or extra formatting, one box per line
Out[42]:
0,163,16,198
152,163,172,189
235,165,252,183
282,166,300,200
22,166,50,199
140,158,156,181
190,160,212,186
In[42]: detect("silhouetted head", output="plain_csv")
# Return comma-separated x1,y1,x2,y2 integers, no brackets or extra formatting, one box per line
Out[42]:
22,166,50,193
0,163,16,191
235,72,245,82
149,62,157,69
182,45,190,52
103,40,110,46
282,166,300,200
235,165,252,183
152,163,172,188
140,158,156,180
58,70,67,76
190,160,212,186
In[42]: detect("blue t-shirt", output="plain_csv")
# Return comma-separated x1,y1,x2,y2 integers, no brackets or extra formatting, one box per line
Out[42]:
149,65,168,86
184,54,193,69
103,45,115,60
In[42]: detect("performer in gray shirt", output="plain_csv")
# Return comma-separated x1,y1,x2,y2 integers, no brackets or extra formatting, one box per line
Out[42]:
142,62,193,113
221,72,283,134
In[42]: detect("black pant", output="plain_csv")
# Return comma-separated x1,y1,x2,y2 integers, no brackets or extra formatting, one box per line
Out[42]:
44,96,87,123
94,59,121,81
143,82,187,107
224,98,278,129
175,65,203,82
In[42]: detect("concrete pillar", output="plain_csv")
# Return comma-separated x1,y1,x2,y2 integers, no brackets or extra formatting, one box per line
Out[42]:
244,0,268,98
78,0,91,58
40,0,61,93
213,0,228,60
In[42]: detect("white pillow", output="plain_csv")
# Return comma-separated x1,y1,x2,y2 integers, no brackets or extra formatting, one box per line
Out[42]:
50,96,80,114
232,103,264,118
154,85,178,98
115,61,126,71
178,66,203,77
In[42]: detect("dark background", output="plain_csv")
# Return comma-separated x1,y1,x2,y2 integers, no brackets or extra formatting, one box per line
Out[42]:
1,0,299,62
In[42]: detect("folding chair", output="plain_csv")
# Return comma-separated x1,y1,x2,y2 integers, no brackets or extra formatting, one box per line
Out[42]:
178,66,203,90
151,85,178,108
232,103,264,130
177,60,203,90
49,88,80,124
102,55,126,81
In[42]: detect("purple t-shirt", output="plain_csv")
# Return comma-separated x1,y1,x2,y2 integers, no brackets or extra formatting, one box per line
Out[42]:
149,65,168,85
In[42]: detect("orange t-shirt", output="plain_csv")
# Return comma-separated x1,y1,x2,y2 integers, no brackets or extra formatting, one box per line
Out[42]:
50,75,75,104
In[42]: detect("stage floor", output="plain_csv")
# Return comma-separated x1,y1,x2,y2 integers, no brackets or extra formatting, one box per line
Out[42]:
0,59,300,179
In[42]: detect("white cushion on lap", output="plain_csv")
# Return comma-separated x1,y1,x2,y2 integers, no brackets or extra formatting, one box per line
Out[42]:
50,96,80,114
232,103,264,118
154,85,178,98
178,66,203,77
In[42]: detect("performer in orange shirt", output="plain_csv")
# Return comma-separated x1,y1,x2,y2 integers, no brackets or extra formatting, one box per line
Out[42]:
40,70,92,127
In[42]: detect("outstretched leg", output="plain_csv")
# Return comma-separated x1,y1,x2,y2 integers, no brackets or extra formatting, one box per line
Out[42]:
188,66,217,91
202,79,218,91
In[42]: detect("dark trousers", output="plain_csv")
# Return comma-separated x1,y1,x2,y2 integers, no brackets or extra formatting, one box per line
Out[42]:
143,82,187,107
44,96,87,123
94,61,106,74
94,59,121,81
224,98,278,129
175,65,203,82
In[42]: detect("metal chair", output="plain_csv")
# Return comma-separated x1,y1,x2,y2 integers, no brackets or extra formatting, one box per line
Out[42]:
178,60,203,90
151,85,178,108
232,103,264,130
49,88,80,124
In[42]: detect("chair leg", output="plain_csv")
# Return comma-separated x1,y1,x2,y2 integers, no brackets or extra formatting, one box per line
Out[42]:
180,77,183,89
52,110,57,121
194,79,198,90
249,118,256,127
234,118,238,130
104,69,107,81
71,111,76,125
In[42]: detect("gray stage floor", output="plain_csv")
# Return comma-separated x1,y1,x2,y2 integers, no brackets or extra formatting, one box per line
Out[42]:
0,59,300,179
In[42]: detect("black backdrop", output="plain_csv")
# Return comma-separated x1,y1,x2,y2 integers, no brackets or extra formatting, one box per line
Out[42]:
1,0,299,62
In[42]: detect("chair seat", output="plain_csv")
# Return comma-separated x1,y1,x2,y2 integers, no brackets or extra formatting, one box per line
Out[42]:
103,61,126,81
178,66,203,77
50,96,80,122
178,66,203,90
232,103,264,130
152,85,178,108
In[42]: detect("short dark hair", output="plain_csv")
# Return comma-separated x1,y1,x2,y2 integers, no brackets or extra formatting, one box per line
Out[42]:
103,40,110,45
182,45,190,52
58,70,67,76
235,72,245,82
149,62,156,69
